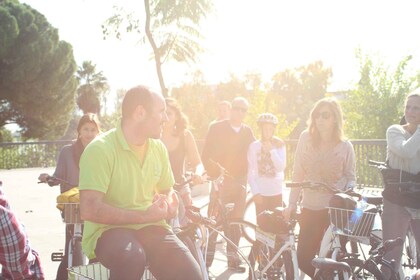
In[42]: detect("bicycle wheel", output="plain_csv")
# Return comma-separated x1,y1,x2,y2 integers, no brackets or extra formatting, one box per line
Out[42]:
244,194,257,225
341,258,384,280
229,218,257,244
404,226,420,271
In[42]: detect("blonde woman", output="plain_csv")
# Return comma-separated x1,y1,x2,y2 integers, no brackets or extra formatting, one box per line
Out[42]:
285,98,356,278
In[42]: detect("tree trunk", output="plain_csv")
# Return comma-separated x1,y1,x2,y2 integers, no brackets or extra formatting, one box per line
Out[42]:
144,0,168,97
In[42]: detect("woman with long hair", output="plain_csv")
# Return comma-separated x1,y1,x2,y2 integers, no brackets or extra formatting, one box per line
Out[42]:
38,113,100,280
161,98,203,226
285,98,356,278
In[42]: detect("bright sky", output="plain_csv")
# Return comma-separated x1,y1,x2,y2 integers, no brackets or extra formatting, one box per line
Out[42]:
21,0,420,98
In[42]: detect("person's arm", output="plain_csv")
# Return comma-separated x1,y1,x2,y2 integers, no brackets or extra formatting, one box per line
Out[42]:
184,129,205,186
270,138,286,173
247,141,259,195
0,188,44,279
387,125,420,159
343,141,356,190
80,190,169,224
39,146,68,186
288,131,307,209
201,124,220,177
184,130,202,170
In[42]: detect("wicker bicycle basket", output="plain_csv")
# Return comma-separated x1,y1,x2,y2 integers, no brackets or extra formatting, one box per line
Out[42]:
327,207,377,238
59,203,82,224
68,263,109,280
68,263,156,280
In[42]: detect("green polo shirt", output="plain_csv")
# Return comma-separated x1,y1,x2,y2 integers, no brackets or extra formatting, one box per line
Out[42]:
79,122,175,259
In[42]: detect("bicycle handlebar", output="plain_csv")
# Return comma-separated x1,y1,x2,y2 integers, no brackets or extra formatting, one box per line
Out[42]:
38,175,75,188
185,205,216,227
286,181,361,198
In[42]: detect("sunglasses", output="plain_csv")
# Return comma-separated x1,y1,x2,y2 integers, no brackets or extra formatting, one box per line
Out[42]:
232,107,248,113
313,111,332,120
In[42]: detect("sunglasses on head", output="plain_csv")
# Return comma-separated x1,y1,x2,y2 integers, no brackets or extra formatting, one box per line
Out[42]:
232,107,247,113
313,111,332,120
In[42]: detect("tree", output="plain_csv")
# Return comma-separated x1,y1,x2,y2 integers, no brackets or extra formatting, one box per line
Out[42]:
0,0,77,139
272,61,332,138
103,0,213,96
76,61,109,115
343,50,416,139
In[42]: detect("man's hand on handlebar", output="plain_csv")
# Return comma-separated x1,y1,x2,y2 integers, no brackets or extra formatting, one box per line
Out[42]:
38,173,50,183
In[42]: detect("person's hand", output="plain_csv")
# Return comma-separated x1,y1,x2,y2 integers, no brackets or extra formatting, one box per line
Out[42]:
166,191,179,220
38,173,49,183
191,173,204,186
253,194,263,205
145,194,169,222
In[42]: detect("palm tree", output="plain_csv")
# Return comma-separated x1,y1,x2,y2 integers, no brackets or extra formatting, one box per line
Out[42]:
76,61,109,115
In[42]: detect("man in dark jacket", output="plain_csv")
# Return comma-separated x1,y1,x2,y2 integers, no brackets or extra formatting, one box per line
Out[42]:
202,96,255,272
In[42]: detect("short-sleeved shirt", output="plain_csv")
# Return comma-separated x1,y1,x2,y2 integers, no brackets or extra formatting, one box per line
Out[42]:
79,122,175,259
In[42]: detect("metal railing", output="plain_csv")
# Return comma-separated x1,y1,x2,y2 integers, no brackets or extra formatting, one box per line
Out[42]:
0,140,73,169
0,139,386,188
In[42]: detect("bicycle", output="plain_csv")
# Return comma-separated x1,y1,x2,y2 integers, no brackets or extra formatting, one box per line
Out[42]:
285,181,382,278
38,176,87,269
247,206,300,280
369,160,420,276
204,159,257,273
312,236,402,280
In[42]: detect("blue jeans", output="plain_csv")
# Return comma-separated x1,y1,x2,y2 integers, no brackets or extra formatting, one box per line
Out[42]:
382,198,420,279
95,226,202,280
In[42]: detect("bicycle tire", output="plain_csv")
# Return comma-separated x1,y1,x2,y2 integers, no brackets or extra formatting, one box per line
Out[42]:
229,218,257,244
281,250,295,280
405,226,420,271
248,241,294,280
71,238,84,267
341,258,384,280
244,194,257,225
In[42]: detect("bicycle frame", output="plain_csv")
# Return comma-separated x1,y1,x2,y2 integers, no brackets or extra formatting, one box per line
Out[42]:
254,227,300,280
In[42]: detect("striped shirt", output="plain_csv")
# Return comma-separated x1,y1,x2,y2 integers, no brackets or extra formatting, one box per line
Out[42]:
0,183,44,279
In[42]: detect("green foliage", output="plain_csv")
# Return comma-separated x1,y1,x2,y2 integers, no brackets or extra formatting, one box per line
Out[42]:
272,61,332,138
102,0,213,96
0,127,13,142
171,71,298,140
246,90,297,140
0,0,77,139
76,61,109,115
343,50,416,139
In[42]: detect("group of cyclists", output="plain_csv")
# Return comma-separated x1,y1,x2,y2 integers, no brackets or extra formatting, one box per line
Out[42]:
1,85,419,280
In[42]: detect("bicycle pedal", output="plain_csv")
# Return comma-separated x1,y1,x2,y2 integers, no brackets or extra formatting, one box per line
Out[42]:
51,252,64,262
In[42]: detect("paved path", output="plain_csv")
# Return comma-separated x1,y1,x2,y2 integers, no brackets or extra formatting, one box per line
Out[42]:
1,168,62,280
1,168,256,280
3,168,384,279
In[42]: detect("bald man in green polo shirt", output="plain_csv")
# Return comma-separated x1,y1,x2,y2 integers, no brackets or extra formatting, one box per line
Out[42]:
79,85,202,280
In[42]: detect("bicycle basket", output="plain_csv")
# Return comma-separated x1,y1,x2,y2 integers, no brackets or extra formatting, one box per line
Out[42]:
328,205,377,238
57,187,80,210
68,263,109,280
